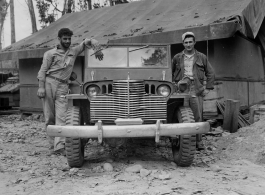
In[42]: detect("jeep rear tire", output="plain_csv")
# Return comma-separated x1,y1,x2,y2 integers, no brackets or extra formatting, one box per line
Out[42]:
65,106,85,168
172,106,196,167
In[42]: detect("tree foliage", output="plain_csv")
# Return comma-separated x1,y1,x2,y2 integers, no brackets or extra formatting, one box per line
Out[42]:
0,0,8,15
77,0,92,10
112,0,129,5
36,0,56,27
35,0,134,28
35,0,87,27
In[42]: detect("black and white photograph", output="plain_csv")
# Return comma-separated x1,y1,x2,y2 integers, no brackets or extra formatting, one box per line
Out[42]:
0,0,265,194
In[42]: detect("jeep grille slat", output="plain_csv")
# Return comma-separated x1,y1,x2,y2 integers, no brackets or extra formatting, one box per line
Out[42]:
90,80,167,122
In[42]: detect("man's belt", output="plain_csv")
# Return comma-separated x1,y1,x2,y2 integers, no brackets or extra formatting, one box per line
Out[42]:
47,75,68,84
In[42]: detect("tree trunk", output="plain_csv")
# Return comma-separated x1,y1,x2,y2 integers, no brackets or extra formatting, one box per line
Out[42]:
27,0,38,33
10,0,15,44
62,0,67,15
0,0,9,49
66,0,73,13
63,0,73,14
87,0,92,10
72,0,75,12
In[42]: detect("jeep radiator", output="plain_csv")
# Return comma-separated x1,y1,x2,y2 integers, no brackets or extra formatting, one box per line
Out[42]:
90,80,167,122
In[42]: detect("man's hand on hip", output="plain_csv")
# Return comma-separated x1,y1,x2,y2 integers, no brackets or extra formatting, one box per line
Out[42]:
37,87,46,98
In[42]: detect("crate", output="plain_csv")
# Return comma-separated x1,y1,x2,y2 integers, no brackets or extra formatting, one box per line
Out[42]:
203,90,219,118
249,105,265,124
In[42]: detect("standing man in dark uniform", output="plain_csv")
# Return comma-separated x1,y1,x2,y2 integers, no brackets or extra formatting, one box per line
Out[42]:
37,28,104,153
172,32,215,149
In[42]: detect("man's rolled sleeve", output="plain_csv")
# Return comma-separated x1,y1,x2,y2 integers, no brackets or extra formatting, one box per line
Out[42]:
37,51,53,82
73,38,93,56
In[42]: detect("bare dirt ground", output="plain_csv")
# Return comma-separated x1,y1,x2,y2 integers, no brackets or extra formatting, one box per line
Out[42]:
0,114,265,195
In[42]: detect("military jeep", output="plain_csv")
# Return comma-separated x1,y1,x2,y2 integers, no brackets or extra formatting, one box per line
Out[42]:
47,44,210,167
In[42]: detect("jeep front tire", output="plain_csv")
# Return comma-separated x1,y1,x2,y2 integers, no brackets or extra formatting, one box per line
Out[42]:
65,106,85,167
172,106,196,167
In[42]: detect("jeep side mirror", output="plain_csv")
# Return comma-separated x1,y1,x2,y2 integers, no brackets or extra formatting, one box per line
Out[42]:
70,72,77,81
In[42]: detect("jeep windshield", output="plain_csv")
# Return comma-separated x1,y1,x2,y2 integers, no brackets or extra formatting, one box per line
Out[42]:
87,46,168,68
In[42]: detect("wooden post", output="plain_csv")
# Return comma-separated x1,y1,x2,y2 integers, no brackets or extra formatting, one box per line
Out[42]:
223,99,240,133
27,0,38,33
10,0,16,44
249,105,256,124
109,0,114,6
87,0,92,10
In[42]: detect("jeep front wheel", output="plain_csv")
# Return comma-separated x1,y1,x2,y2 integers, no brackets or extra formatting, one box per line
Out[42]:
65,106,85,167
172,106,196,167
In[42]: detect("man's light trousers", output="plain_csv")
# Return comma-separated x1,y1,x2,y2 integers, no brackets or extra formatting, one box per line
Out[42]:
42,77,68,151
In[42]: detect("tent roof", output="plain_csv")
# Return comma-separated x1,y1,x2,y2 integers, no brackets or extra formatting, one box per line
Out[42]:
1,0,265,60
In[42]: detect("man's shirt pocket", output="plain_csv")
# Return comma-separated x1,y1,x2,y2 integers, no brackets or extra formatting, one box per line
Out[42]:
195,60,205,80
64,53,75,67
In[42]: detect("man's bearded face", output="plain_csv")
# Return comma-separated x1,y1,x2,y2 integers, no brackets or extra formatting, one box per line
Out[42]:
59,35,71,49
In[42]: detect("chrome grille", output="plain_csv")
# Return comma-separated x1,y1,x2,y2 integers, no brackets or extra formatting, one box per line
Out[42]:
90,80,167,122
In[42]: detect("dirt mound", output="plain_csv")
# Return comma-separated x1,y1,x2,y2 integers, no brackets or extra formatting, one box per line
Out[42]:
214,118,265,165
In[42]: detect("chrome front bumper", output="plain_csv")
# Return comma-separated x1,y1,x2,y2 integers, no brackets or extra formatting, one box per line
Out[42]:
47,120,211,143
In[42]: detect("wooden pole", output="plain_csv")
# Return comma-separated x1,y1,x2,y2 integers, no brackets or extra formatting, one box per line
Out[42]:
249,105,256,124
87,0,92,10
62,0,67,15
66,0,73,13
10,0,15,44
223,99,240,133
27,0,38,33
0,0,9,50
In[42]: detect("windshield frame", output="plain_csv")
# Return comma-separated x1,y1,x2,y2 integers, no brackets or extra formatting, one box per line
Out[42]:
86,45,169,69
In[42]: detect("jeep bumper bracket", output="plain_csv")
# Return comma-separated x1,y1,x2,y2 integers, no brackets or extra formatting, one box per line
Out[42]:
97,121,103,144
155,120,161,143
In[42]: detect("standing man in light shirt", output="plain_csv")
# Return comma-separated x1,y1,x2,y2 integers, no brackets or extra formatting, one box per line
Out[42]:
172,32,215,149
37,28,104,154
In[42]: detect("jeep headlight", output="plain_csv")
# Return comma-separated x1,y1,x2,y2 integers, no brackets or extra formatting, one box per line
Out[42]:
87,85,100,97
157,85,170,97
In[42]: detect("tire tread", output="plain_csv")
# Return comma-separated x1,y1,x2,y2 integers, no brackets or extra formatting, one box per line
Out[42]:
65,106,84,168
172,106,196,167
